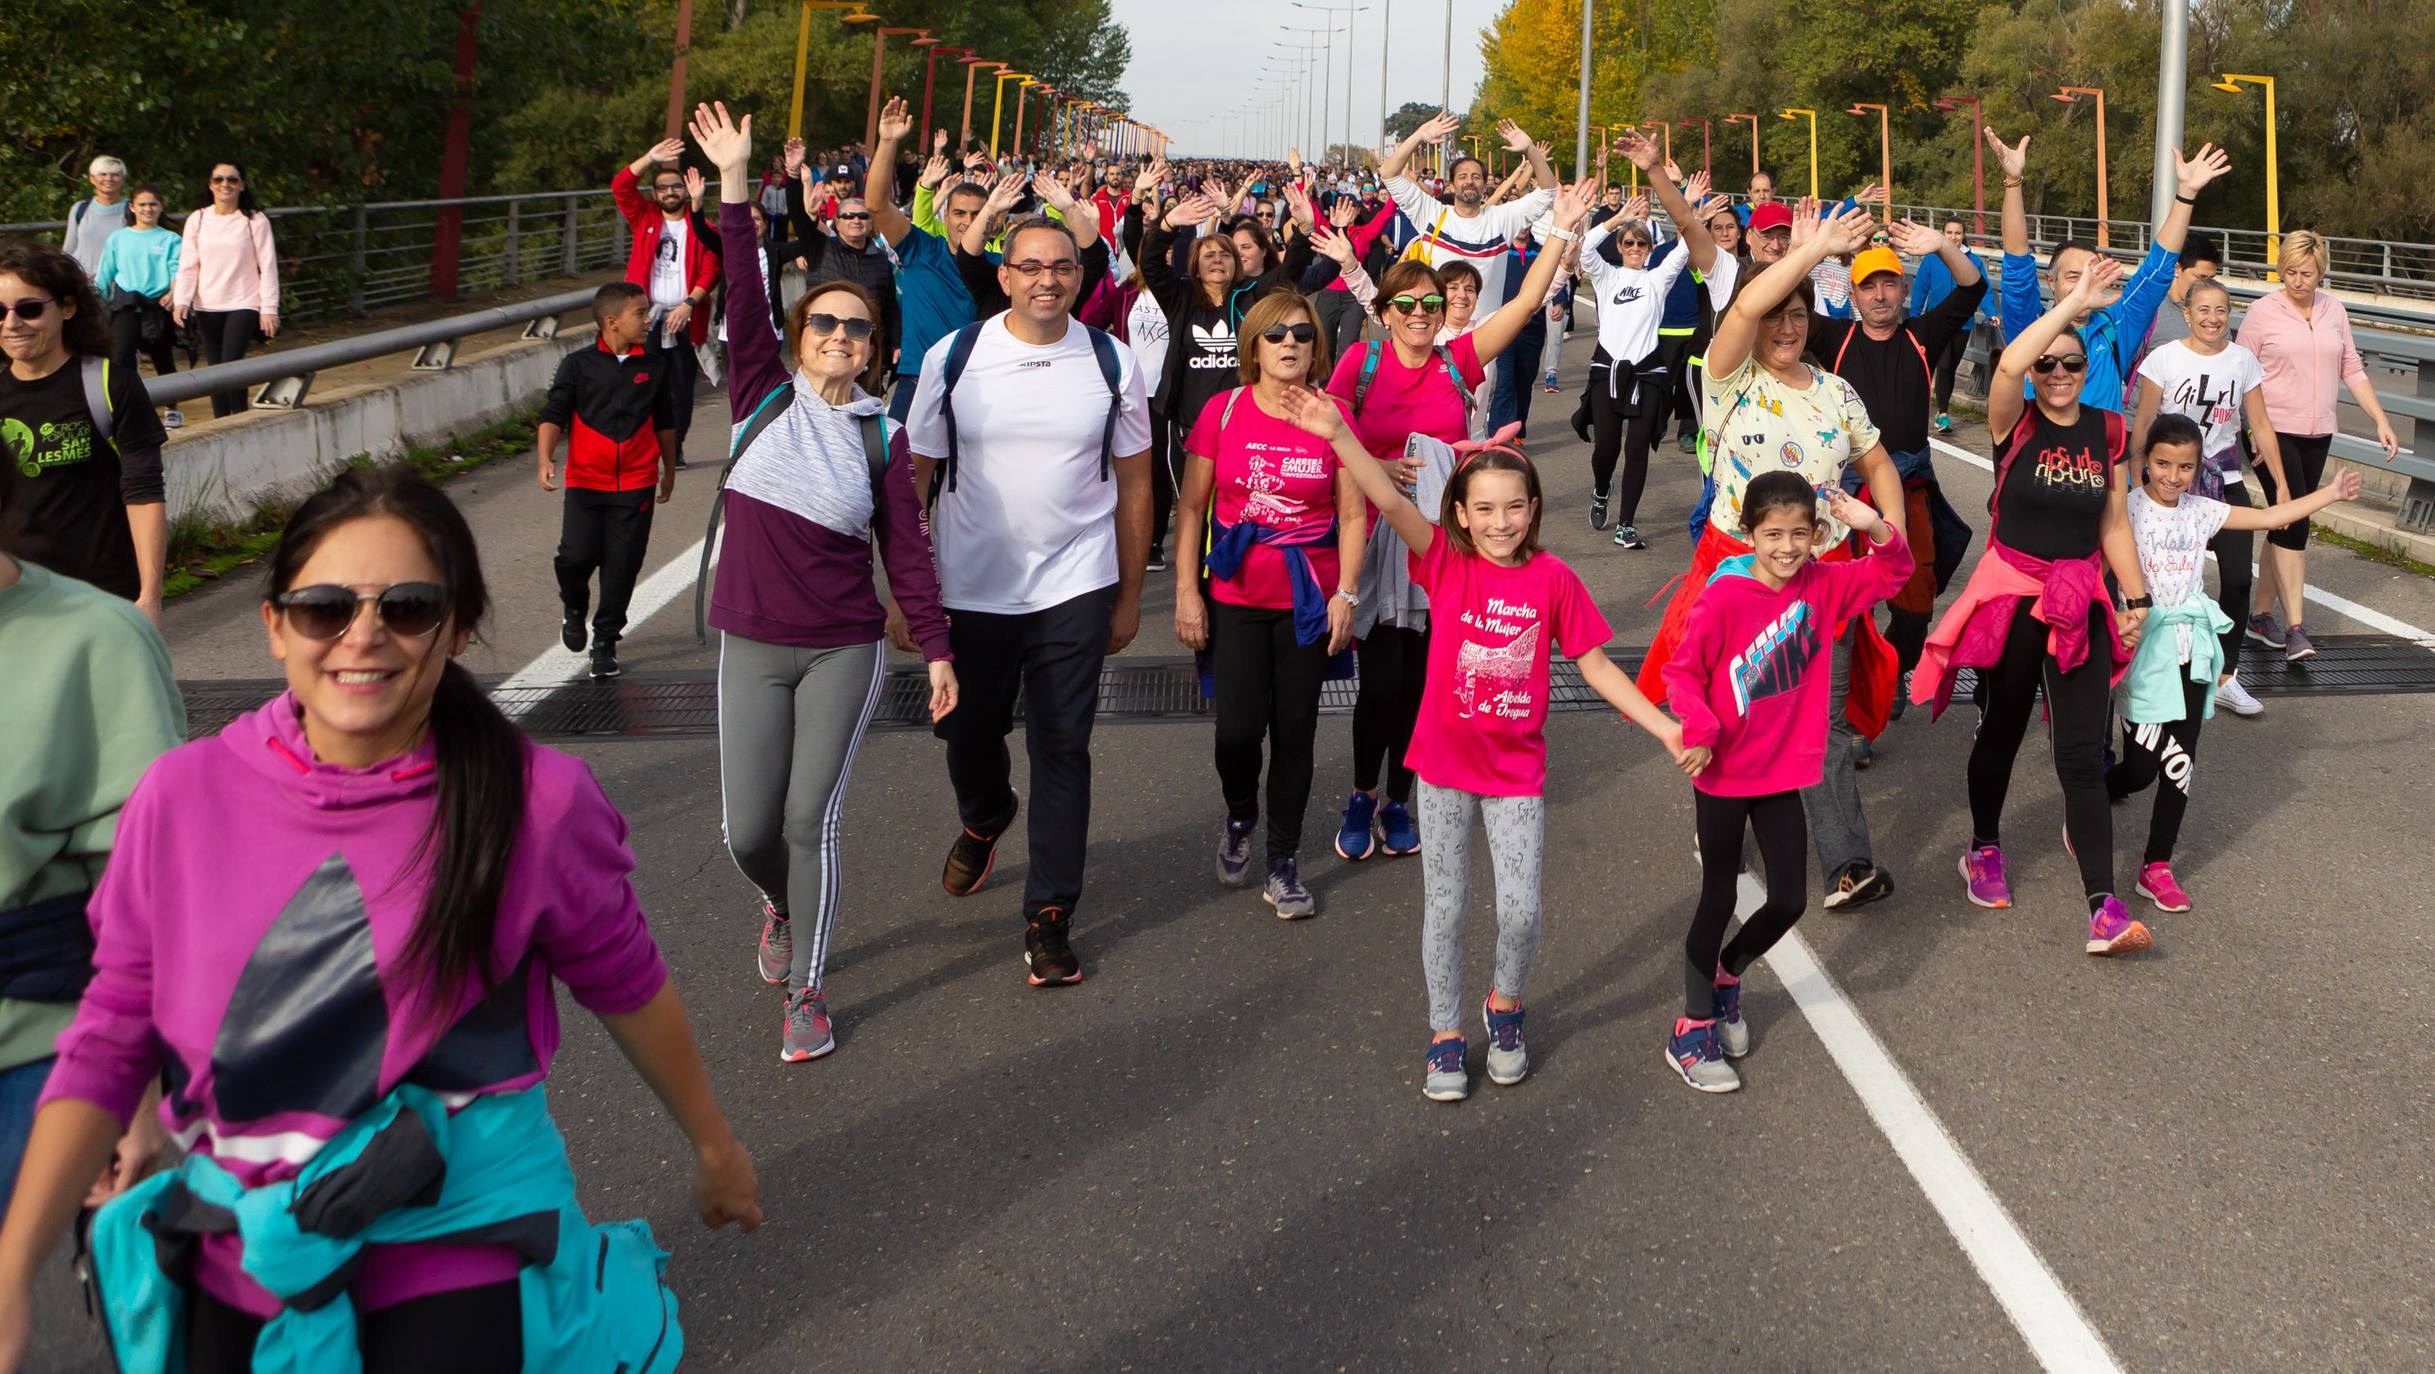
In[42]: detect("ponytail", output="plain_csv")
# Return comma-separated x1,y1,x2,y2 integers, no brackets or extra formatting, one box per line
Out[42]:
400,659,528,1006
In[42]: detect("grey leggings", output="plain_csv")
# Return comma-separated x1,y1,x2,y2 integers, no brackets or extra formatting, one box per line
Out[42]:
1416,780,1546,1032
718,634,886,994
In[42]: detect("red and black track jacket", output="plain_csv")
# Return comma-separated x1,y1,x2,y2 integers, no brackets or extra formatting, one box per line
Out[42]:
539,339,676,492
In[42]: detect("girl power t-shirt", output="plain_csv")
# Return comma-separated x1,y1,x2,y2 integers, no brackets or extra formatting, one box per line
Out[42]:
1185,389,1348,609
1402,528,1612,796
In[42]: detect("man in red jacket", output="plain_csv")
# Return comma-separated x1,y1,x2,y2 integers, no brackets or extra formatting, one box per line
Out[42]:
611,137,722,459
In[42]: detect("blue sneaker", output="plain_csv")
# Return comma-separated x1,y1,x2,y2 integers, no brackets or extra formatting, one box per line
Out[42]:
1424,1036,1468,1101
1377,800,1421,857
1334,792,1378,861
1217,818,1256,887
1665,1017,1740,1093
1482,997,1528,1085
1711,980,1749,1058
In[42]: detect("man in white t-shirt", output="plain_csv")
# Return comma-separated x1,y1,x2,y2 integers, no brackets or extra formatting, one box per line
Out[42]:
903,214,1153,989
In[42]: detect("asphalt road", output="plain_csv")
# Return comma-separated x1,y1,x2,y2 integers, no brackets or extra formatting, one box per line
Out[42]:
33,321,2435,1373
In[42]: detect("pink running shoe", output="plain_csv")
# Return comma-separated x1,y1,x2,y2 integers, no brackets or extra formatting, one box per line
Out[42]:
1961,845,2012,909
2086,896,2153,956
2136,862,2192,913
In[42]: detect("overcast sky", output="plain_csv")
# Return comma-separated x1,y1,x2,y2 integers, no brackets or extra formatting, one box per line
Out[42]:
1110,0,1512,157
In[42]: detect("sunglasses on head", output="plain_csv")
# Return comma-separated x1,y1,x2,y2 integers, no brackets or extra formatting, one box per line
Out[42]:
275,583,449,641
1260,322,1317,344
802,312,876,341
2031,353,2089,376
0,298,55,322
1388,293,1446,314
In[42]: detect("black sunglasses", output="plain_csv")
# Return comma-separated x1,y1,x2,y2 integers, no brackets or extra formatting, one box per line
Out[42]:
1260,322,1317,344
837,210,872,221
1620,238,1652,249
210,174,244,185
275,583,449,641
802,312,876,342
0,298,55,322
2031,353,2089,376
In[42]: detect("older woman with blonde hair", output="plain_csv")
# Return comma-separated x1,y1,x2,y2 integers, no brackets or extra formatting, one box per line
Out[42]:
2236,229,2401,662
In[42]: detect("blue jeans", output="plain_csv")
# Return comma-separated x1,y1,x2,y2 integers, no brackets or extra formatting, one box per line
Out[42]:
0,1056,55,1208
1490,314,1547,435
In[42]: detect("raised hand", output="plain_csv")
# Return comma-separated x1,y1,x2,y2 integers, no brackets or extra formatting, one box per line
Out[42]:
1163,192,1218,229
1315,222,1357,266
876,96,914,145
1135,157,1167,194
1684,169,1711,205
784,137,807,174
1550,175,1599,232
920,152,952,189
931,127,949,156
1611,193,1649,226
683,165,706,207
1417,110,1461,144
1693,193,1731,223
1884,218,1944,256
1612,128,1663,172
1288,146,1305,175
1283,180,1316,231
1850,183,1885,208
1790,196,1822,249
1496,118,1535,153
1663,158,1684,184
1329,195,1359,229
644,136,685,167
985,173,1028,215
688,103,751,176
2174,142,2232,197
1985,127,2029,181
1820,202,1877,255
1825,486,1886,540
1080,139,1099,162
1280,383,1347,439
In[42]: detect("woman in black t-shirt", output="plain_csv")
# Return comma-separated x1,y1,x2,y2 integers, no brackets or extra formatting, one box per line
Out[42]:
0,240,168,621
1916,256,2156,957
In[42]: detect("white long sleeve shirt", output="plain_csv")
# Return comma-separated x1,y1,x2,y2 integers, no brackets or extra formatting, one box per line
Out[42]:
1380,176,1556,310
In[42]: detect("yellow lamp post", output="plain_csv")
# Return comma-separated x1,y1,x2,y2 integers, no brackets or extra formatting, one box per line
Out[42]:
2213,73,2279,271
989,71,1033,158
1779,108,1817,199
2050,85,2108,247
789,2,877,140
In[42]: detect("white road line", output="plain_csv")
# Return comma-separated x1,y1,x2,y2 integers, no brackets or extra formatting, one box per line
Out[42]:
1927,436,2435,645
1735,876,2122,1372
494,533,716,696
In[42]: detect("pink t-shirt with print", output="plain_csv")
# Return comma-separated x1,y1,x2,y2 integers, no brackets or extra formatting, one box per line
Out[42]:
1402,527,1613,797
1185,388,1348,609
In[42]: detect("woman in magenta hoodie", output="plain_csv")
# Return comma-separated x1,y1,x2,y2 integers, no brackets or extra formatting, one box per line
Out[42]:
1661,471,1911,1095
0,466,760,1369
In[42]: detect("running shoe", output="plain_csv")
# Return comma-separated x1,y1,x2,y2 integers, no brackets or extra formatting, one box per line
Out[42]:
1377,801,1421,857
1711,979,1749,1059
2086,895,2152,956
942,799,1017,897
778,988,834,1062
561,609,587,653
1424,1036,1469,1101
2215,674,2264,717
1852,736,1874,770
1263,856,1316,918
1665,1017,1740,1093
2283,622,2317,662
1822,860,1893,911
1934,412,1953,434
2136,862,2192,913
1613,523,1647,550
1890,670,1910,721
1334,792,1379,861
2246,611,2286,649
1590,491,1611,530
1678,430,1697,454
161,407,184,430
1542,369,1560,393
756,899,790,985
1961,844,2012,909
1481,997,1529,1085
1217,818,1256,887
587,643,620,679
1147,545,1169,573
1023,905,1083,986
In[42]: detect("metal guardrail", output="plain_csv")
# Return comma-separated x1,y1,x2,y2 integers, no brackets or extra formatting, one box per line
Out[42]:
145,288,593,410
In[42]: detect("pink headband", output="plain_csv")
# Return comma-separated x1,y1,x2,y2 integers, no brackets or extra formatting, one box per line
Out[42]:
1453,422,1529,470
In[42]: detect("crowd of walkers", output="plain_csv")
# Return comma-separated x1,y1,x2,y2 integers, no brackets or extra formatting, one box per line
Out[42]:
0,73,2405,1366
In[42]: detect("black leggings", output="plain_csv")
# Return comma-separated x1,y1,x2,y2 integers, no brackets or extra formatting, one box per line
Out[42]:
1685,789,1808,1017
2211,481,2254,670
1931,329,1966,416
190,307,258,417
2254,431,2331,553
187,1279,522,1373
1967,600,2116,907
1663,332,1701,437
108,305,177,384
1351,624,1427,804
1151,407,1180,554
1586,354,1668,524
2108,674,2208,866
1210,600,1331,862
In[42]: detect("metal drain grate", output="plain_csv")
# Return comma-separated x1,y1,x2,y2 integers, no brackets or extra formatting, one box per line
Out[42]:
175,635,2435,743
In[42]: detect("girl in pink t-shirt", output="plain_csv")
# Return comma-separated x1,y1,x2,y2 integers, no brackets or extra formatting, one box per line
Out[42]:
1282,385,1686,1104
1173,292,1367,918
1659,471,1910,1094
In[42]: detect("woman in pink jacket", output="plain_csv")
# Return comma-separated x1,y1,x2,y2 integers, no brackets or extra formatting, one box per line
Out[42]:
170,161,280,418
2235,230,2401,662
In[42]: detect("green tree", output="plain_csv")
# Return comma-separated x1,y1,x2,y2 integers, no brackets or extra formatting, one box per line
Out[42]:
1384,100,1441,143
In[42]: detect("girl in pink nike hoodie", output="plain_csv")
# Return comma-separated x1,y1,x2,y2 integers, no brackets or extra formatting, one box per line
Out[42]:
1659,471,1912,1094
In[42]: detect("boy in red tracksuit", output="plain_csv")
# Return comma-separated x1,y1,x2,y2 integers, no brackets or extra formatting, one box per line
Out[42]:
537,282,677,680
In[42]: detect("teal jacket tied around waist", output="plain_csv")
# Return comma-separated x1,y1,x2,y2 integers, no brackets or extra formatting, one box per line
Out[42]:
2122,596,2231,725
90,1084,681,1374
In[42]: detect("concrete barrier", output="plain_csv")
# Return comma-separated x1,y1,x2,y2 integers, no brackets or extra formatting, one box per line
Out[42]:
161,331,586,522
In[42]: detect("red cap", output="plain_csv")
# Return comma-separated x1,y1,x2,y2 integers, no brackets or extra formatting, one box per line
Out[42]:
1748,202,1792,233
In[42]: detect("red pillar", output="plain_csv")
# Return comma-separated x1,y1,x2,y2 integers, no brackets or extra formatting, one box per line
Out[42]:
429,2,483,302
663,0,695,142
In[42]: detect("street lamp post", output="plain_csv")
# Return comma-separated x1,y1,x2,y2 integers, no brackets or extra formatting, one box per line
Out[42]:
1677,117,1711,179
1573,0,1594,180
789,1,874,140
1779,108,1817,198
1281,24,1344,158
1377,0,1391,156
1294,1,1369,164
959,58,1000,151
1846,102,1890,222
989,71,1032,159
1934,95,1984,238
1725,113,1759,178
2051,85,2109,247
919,45,971,150
864,27,931,148
2213,74,2279,270
1015,79,1047,161
1639,119,1672,168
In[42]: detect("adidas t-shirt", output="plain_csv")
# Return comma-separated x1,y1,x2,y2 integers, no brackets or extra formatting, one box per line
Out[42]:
903,314,1154,615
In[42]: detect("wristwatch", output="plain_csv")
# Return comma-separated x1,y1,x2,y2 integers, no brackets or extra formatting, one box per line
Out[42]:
2123,595,2154,610
1334,589,1360,608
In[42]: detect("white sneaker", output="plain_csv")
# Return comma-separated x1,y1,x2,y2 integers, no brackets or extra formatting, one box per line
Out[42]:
2215,675,2264,717
161,407,184,430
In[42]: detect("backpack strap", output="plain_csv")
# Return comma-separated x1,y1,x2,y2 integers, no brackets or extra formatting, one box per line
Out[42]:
1351,341,1383,418
1086,324,1122,482
860,412,890,488
936,320,987,494
1219,386,1245,430
693,383,795,642
80,356,114,444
